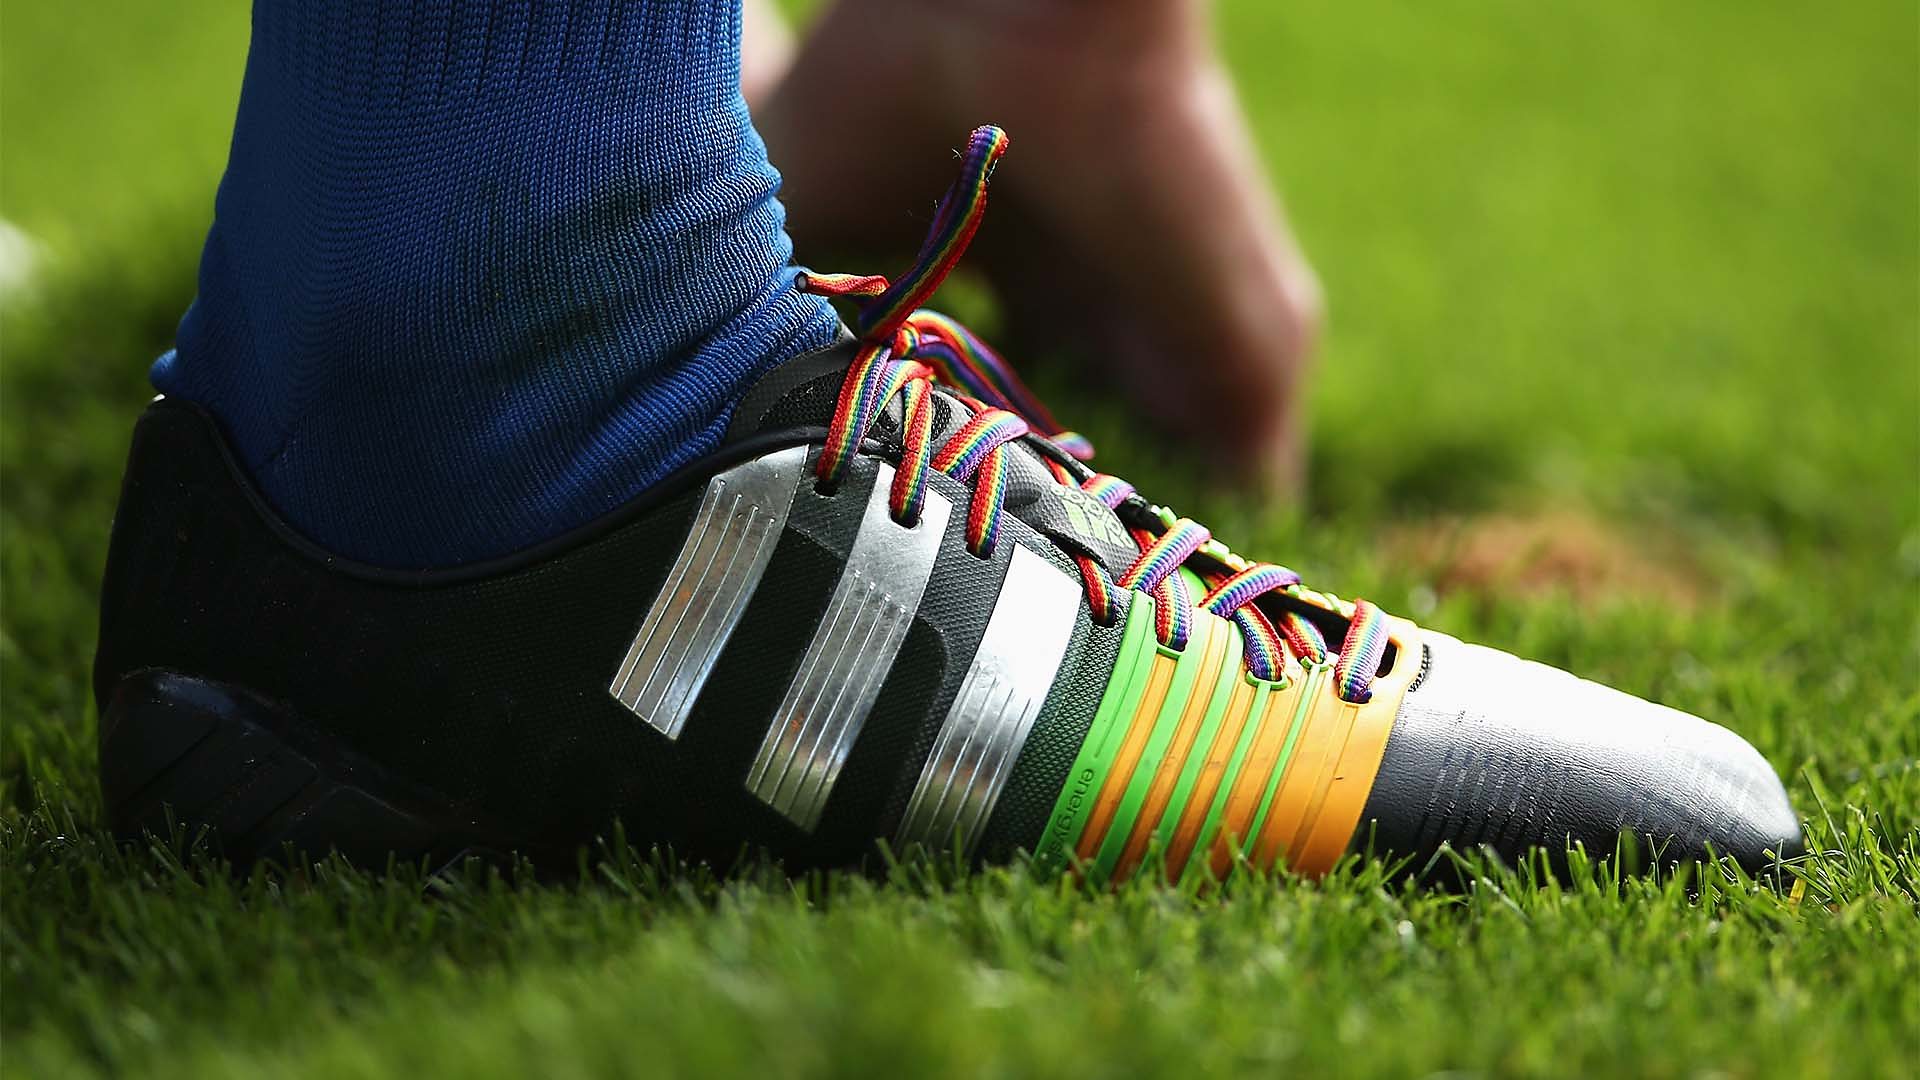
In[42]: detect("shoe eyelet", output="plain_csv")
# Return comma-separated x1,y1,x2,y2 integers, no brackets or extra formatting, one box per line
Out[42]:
813,479,840,499
1241,668,1291,692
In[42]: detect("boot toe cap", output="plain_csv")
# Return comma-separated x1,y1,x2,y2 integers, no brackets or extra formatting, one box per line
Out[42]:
1359,633,1801,874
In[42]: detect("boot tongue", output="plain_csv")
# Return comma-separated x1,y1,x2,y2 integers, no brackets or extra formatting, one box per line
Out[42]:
725,333,1139,576
722,334,864,442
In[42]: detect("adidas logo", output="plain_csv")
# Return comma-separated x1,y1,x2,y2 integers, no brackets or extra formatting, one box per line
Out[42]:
1060,484,1132,551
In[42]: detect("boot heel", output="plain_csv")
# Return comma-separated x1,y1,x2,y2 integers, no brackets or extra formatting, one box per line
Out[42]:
99,672,500,870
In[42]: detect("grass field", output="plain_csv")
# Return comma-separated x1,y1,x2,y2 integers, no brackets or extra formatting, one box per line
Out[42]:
3,1,1917,1076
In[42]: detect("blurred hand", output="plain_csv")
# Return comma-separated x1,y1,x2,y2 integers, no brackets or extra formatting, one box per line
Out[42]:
753,0,1323,492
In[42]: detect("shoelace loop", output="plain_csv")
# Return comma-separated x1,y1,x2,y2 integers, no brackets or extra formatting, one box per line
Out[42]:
799,126,1389,703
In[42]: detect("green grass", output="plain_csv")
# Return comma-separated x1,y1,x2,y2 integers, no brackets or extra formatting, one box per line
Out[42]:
3,1,1917,1076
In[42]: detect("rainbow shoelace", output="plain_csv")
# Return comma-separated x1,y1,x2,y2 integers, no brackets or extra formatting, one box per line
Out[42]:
800,126,1389,705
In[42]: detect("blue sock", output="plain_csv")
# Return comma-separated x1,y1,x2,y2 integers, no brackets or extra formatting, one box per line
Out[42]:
154,0,841,568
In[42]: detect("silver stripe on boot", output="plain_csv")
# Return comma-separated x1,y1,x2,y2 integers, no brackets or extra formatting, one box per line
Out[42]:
747,463,951,830
608,446,808,738
895,544,1080,859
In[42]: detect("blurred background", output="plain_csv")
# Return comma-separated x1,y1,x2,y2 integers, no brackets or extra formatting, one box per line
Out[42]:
5,1,1914,541
2,3,1915,1076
